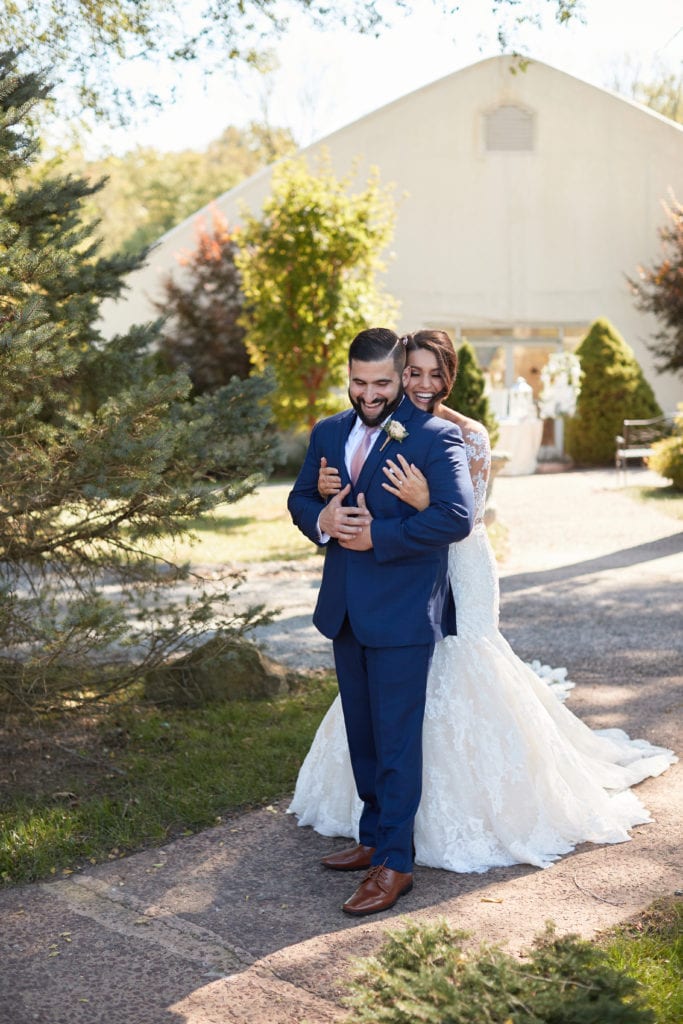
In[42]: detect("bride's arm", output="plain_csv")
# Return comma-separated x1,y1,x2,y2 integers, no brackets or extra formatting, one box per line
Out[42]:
380,406,492,515
433,405,492,521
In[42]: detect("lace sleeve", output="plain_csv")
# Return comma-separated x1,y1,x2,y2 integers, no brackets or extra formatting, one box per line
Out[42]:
462,425,491,525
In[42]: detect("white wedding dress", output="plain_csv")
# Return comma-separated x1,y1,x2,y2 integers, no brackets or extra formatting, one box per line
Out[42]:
288,426,676,871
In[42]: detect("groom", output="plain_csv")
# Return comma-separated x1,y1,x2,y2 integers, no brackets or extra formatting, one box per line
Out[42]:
288,328,473,915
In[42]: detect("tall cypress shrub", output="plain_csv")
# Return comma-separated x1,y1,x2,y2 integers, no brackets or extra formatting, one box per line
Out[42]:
565,318,662,465
444,339,499,446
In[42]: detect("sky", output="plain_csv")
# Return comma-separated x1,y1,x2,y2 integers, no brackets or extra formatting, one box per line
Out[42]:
84,0,683,158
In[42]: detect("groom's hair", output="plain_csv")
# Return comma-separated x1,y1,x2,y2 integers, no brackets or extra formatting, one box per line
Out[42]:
348,328,406,374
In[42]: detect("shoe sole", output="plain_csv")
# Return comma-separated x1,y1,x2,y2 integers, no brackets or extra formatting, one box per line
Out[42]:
341,881,413,916
321,860,374,872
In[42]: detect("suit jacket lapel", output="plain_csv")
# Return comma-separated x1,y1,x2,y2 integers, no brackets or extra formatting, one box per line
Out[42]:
337,410,355,488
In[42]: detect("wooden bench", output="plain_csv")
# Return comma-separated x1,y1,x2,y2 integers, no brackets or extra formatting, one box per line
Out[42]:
615,416,673,481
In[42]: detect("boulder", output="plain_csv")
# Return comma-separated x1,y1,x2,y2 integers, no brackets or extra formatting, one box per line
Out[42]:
144,635,294,707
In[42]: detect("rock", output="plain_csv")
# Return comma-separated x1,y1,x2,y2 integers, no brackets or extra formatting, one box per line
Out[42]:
143,635,295,707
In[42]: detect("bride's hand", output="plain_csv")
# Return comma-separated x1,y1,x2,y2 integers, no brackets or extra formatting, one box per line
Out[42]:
318,456,342,499
382,453,430,511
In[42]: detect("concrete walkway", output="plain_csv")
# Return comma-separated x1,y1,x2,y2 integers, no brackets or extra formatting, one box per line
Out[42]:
2,468,682,1023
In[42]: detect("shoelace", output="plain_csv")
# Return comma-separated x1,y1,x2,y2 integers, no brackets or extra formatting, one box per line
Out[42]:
362,862,390,891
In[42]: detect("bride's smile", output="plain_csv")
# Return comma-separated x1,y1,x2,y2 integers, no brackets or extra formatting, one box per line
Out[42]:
403,349,446,412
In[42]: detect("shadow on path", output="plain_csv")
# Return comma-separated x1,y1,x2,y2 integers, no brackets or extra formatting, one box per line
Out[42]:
502,532,683,592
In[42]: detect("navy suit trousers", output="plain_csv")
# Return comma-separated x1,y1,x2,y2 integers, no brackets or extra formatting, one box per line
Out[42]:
333,617,435,874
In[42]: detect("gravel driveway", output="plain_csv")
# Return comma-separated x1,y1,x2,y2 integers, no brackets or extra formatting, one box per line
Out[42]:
244,466,683,687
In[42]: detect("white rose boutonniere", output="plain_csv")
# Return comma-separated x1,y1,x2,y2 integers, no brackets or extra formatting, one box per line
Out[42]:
379,419,409,452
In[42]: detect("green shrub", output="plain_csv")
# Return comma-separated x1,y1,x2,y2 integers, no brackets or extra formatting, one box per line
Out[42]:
445,339,500,447
344,920,654,1024
648,406,683,490
565,318,662,466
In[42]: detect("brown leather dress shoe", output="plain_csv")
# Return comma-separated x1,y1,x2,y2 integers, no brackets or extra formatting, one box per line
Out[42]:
320,843,375,871
342,864,413,916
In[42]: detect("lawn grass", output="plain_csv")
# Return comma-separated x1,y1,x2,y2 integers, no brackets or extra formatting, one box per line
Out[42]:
601,896,683,1024
627,482,683,521
0,674,337,885
148,482,318,566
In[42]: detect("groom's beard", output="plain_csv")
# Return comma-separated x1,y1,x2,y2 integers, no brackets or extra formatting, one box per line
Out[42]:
349,386,404,427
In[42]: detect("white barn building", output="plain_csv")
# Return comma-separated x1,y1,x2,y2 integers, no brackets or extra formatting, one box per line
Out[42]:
101,55,683,427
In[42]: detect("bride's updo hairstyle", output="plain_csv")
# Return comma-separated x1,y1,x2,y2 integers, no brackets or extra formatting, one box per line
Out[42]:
405,329,458,403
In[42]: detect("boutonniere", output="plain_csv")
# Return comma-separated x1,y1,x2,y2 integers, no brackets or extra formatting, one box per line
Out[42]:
379,419,409,452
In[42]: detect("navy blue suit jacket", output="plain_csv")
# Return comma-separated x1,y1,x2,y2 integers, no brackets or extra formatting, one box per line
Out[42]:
288,398,474,648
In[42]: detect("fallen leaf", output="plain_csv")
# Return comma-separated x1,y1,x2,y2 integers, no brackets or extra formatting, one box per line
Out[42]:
480,897,504,904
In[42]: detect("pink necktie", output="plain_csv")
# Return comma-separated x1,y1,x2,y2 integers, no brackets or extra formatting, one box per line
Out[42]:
350,425,379,485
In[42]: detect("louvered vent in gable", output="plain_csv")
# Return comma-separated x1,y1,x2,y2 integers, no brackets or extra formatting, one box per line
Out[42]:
484,105,534,151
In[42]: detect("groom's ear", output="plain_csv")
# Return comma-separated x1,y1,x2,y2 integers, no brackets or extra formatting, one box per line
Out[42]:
401,367,410,387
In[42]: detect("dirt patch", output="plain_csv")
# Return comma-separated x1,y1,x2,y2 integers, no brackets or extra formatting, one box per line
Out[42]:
0,711,126,806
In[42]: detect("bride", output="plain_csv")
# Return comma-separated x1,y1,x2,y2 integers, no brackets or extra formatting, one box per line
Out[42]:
288,329,676,872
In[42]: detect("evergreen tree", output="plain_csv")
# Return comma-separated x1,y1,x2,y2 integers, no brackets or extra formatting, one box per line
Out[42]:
0,51,275,711
444,339,500,446
156,207,250,394
236,152,399,432
345,920,655,1024
565,318,662,466
628,194,683,376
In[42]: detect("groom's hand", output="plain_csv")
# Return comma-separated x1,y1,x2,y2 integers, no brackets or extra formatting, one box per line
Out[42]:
319,484,371,539
339,493,373,550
